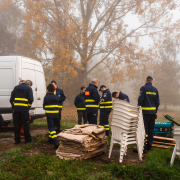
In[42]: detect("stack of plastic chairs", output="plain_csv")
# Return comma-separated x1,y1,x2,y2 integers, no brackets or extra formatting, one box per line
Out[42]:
109,99,145,163
170,126,180,165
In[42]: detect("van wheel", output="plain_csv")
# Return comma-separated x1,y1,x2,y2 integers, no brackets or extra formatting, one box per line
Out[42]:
0,115,3,130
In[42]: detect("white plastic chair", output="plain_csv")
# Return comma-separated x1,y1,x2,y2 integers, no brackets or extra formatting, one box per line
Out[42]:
170,128,180,166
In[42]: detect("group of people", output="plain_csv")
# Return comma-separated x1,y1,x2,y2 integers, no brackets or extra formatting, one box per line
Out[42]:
10,75,160,153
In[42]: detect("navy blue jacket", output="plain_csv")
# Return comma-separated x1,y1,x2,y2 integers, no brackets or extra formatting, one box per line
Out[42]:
100,89,112,112
43,93,59,118
85,84,100,112
55,87,66,111
10,83,33,111
138,82,160,114
119,91,130,102
74,93,86,112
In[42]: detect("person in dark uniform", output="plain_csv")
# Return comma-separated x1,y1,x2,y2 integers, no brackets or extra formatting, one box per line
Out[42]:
51,80,66,133
138,76,160,153
85,78,100,125
43,84,59,148
99,85,112,136
10,80,33,144
112,91,130,102
74,86,87,125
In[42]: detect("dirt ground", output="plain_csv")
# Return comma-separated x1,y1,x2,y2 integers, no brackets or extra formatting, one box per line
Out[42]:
0,125,146,165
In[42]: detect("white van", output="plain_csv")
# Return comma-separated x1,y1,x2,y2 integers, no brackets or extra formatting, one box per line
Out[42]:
0,56,46,128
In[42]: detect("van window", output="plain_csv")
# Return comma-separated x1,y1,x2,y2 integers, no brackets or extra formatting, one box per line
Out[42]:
0,68,14,89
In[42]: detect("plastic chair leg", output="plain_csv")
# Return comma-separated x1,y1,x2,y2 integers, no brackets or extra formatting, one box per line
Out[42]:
108,138,114,158
170,145,177,166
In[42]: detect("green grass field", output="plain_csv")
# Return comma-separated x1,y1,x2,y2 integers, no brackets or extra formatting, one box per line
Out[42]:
1,112,180,180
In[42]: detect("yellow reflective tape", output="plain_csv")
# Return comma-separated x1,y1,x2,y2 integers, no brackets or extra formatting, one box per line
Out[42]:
104,125,109,127
15,98,28,101
45,105,58,108
49,135,52,138
99,125,104,127
46,111,59,113
100,106,113,108
86,105,99,107
77,108,86,110
100,101,112,104
142,107,156,110
51,135,57,139
28,104,31,106
14,103,28,107
50,131,56,134
146,92,156,95
105,128,109,130
85,99,95,102
58,106,62,108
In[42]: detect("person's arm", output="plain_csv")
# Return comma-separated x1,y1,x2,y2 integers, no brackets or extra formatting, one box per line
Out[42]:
10,88,15,106
102,92,110,102
74,95,78,107
138,87,145,106
155,90,160,111
92,89,100,103
58,90,66,102
28,88,34,107
43,97,46,110
126,95,130,103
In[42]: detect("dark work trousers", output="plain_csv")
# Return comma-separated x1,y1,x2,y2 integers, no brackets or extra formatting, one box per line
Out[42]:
13,111,31,143
47,118,59,145
99,111,111,136
143,114,156,150
55,111,61,133
87,110,98,125
78,111,87,125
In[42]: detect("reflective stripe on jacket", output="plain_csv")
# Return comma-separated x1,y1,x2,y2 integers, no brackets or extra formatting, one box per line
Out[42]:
10,83,33,111
99,89,112,111
138,82,160,114
85,84,100,112
74,93,86,112
43,93,59,118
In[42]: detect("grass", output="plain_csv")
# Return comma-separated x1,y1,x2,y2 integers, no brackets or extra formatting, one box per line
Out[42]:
0,146,180,180
0,134,13,138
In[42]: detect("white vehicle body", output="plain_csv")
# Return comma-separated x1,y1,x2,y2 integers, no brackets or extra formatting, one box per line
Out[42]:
0,56,46,126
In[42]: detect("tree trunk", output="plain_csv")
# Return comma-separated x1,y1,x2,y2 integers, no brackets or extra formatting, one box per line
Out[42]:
164,104,167,110
79,70,88,86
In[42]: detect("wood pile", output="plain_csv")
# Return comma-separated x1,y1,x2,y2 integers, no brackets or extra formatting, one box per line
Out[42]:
56,124,107,160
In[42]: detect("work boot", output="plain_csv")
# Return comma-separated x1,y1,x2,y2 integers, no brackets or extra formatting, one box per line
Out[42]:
54,143,59,148
25,140,32,144
14,140,21,144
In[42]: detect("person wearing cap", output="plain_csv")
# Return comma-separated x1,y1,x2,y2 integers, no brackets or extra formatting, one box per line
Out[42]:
85,78,100,124
99,85,112,136
51,80,66,133
74,86,87,125
112,91,130,102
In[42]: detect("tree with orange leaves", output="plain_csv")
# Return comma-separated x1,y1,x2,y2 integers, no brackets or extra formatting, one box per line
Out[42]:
12,0,180,85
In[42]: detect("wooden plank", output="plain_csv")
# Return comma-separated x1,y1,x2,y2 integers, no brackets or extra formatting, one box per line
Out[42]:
146,135,175,142
152,144,173,149
152,141,175,146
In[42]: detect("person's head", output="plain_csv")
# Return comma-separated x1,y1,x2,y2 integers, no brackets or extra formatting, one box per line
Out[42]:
80,86,86,94
51,80,57,89
99,85,107,92
19,80,25,85
91,78,100,87
146,76,153,84
112,91,119,99
25,80,33,87
47,84,55,93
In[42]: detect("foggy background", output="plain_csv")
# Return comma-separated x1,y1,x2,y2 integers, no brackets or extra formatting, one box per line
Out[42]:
1,0,180,122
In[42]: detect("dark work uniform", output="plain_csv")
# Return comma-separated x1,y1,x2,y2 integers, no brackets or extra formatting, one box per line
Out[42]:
138,82,160,150
54,87,66,133
74,93,87,125
99,89,112,136
85,84,100,124
43,93,59,146
118,91,130,102
10,83,33,143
